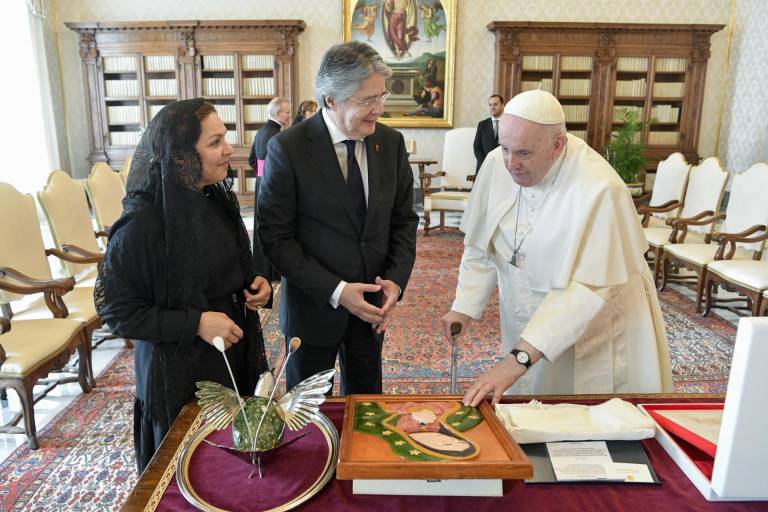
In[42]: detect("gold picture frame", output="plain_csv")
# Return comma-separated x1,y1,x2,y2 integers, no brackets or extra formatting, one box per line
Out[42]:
343,0,457,128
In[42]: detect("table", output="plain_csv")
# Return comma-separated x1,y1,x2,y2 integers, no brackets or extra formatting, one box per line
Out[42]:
122,394,768,512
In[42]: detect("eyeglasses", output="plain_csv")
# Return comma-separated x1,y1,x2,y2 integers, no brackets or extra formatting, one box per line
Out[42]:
347,92,391,108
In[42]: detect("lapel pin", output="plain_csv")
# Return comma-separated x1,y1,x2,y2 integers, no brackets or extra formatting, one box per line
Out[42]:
374,143,381,152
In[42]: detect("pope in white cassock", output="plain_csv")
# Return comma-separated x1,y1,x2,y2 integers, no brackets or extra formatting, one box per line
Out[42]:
442,90,673,406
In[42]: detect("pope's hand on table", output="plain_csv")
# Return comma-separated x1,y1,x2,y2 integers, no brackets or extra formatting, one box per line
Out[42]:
462,355,526,407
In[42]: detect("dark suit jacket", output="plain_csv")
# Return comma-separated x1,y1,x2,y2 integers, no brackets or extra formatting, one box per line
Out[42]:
256,112,418,347
473,117,499,172
248,119,281,170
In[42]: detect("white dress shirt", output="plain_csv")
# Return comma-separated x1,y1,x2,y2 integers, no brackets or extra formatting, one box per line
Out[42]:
322,108,370,308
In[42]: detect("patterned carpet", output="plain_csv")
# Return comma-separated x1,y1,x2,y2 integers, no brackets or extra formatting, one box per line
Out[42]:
0,231,738,511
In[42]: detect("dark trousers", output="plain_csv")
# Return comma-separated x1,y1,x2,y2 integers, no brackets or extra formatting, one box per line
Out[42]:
285,315,383,395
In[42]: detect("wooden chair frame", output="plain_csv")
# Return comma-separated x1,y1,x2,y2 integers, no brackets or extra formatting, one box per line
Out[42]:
0,270,93,449
657,212,725,312
419,171,474,234
703,228,768,317
639,199,686,284
659,211,766,313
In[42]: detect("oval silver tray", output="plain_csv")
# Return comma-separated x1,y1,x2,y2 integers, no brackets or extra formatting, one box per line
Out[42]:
176,412,339,512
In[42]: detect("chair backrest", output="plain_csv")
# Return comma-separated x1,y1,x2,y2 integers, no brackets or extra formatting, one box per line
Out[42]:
0,183,53,304
85,162,125,231
679,157,728,234
648,152,690,219
440,127,476,190
38,170,101,277
119,155,133,185
722,162,768,251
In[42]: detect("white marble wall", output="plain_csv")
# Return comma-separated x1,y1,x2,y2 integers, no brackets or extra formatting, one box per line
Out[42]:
51,0,731,178
717,0,768,174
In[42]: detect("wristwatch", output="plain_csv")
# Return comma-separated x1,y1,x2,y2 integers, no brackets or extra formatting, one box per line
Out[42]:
510,348,532,369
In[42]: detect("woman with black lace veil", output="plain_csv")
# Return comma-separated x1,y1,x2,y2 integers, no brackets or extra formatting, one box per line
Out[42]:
96,99,271,474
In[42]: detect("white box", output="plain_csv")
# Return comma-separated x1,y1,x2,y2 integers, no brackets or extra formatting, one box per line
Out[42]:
352,479,502,497
639,317,768,501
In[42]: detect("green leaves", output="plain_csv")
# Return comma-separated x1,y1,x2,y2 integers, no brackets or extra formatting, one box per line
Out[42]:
445,405,483,432
606,109,646,184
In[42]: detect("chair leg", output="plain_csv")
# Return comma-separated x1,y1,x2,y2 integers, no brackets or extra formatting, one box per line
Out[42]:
750,291,761,317
7,381,39,449
703,275,715,317
423,209,431,235
77,340,94,393
695,269,706,314
439,211,445,232
653,247,663,287
124,338,134,349
658,253,668,291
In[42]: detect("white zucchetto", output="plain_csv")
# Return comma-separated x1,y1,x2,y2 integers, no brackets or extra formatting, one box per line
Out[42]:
503,90,565,125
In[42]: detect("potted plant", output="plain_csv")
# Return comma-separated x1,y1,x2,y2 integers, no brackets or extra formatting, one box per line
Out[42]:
605,109,646,196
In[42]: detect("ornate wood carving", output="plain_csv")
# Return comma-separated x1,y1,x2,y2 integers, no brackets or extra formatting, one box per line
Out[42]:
488,21,724,172
66,20,305,206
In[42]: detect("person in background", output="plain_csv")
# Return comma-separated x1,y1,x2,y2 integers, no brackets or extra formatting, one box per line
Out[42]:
293,99,318,125
248,96,290,171
97,99,272,473
473,94,504,173
257,41,418,395
249,96,290,282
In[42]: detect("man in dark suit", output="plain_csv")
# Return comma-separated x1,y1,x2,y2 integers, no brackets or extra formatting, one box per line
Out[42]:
257,41,418,394
248,96,290,170
473,94,504,173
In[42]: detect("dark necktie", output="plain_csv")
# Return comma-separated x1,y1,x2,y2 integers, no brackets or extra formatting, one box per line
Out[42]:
343,139,367,226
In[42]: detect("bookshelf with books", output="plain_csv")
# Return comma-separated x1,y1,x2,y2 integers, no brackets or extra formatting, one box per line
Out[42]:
67,20,305,206
488,22,724,182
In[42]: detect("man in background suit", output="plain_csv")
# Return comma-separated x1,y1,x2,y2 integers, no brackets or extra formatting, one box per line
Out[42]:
250,96,290,282
248,96,290,170
473,94,504,173
257,41,418,393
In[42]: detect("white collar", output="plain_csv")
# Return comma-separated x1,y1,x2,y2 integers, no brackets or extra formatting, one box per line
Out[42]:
267,117,283,127
322,108,360,144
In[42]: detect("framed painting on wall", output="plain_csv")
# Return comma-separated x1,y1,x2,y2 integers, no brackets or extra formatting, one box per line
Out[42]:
342,0,457,128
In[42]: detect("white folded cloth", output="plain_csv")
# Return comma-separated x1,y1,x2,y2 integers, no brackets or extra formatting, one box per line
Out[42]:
495,398,656,444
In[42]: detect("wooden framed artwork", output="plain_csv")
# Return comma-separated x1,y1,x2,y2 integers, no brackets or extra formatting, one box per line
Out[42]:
337,395,533,480
342,0,457,128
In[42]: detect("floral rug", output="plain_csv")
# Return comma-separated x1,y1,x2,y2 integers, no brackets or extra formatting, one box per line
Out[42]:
0,231,737,511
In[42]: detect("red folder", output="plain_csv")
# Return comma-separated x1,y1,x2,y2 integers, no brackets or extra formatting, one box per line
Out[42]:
643,403,723,480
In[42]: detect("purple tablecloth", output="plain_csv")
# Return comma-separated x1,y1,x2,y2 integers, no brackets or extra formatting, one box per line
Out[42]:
156,399,768,511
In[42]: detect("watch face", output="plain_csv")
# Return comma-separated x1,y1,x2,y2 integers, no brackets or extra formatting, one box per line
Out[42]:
516,351,530,365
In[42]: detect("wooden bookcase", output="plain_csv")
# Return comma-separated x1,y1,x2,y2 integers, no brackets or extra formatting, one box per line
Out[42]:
66,20,305,206
487,22,724,182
